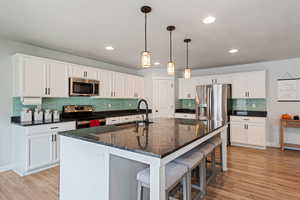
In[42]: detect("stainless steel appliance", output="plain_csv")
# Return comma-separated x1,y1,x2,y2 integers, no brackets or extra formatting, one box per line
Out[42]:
195,84,231,122
69,77,99,96
62,105,106,129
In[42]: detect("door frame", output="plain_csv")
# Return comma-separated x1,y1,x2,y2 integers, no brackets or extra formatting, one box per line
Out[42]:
152,77,175,118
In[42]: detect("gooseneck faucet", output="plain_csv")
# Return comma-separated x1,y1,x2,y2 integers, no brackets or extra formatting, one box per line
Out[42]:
137,99,149,123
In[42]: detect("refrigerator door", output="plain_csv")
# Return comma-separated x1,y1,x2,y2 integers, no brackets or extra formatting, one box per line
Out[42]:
195,85,213,120
211,84,231,122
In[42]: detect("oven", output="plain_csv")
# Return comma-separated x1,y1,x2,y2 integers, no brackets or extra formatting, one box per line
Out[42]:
69,77,99,96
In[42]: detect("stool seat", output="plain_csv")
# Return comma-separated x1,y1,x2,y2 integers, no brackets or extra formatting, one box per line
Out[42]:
209,136,222,147
175,148,204,169
199,143,215,156
136,162,188,189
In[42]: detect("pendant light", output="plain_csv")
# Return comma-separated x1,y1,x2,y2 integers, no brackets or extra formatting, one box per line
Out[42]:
184,38,192,79
167,25,176,75
141,6,152,68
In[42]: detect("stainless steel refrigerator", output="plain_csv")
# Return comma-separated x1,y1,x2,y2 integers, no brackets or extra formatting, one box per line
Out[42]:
195,84,231,122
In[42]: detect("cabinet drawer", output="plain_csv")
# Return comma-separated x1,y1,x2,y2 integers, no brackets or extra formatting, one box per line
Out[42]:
230,116,266,124
175,113,196,119
119,115,134,123
27,121,76,135
106,117,121,125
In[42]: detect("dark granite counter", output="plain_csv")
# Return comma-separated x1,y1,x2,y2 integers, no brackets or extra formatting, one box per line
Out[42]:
175,109,196,114
11,109,152,127
11,117,75,126
59,118,226,158
231,110,267,117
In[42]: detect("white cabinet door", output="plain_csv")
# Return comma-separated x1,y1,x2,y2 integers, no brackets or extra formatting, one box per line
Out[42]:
124,74,135,98
98,69,113,97
69,64,85,78
28,134,53,170
114,72,125,98
48,61,69,97
232,73,247,98
85,67,98,80
247,123,266,146
230,122,247,144
22,57,47,97
247,71,266,98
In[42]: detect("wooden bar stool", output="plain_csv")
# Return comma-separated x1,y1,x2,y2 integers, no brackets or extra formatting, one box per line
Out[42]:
136,162,188,200
174,148,206,200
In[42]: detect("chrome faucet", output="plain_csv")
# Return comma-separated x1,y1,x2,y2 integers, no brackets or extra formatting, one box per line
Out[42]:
137,99,149,123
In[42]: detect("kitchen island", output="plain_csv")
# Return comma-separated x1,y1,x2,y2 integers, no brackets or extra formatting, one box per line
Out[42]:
59,118,228,200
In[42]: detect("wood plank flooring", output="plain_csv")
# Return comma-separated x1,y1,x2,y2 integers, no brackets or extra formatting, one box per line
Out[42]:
0,146,300,200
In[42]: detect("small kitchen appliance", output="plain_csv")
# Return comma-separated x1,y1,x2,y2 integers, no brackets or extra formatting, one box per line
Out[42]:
33,108,43,122
21,108,32,122
44,109,52,121
53,110,60,121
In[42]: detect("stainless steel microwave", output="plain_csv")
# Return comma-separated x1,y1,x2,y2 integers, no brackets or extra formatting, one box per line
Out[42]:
69,78,99,96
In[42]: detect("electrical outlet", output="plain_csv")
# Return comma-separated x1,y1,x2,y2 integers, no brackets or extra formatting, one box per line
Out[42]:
129,104,132,107
108,104,112,108
252,104,256,108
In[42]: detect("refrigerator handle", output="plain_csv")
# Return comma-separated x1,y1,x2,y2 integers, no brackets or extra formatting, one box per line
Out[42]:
208,87,212,119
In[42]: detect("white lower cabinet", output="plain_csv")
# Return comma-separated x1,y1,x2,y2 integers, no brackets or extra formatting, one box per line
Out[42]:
230,116,266,149
13,121,76,176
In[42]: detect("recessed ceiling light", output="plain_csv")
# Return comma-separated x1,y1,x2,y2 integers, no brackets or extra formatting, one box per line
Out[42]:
229,49,239,54
105,46,114,51
154,62,160,66
202,16,216,24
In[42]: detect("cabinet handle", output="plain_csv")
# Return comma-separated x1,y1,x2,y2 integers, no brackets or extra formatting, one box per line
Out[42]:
45,88,47,95
48,88,50,95
114,91,116,96
55,135,57,141
111,91,113,97
86,72,88,77
51,135,54,142
247,92,250,97
50,127,59,130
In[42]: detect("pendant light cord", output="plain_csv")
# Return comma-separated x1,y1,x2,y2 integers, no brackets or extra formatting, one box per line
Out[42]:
170,31,173,62
186,42,189,69
145,13,147,51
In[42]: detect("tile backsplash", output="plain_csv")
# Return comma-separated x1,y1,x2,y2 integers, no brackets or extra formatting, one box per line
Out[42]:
178,98,266,111
13,97,138,116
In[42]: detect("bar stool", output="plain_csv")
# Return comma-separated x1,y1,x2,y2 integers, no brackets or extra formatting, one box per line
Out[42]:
136,162,188,200
208,136,223,178
174,148,206,200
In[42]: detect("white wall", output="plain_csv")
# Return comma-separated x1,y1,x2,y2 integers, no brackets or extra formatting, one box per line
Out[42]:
0,38,139,169
177,58,300,147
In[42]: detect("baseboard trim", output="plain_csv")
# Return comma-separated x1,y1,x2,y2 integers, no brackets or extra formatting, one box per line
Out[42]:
0,164,13,173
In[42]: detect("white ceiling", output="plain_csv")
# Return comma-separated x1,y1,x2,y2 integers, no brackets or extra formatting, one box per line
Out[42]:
0,0,300,70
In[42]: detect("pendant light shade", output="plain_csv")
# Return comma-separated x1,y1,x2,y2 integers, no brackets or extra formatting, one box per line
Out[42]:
167,26,176,75
141,6,152,68
184,38,192,79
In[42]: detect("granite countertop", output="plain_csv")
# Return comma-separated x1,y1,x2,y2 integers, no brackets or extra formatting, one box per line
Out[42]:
59,118,226,158
175,109,196,114
231,110,267,117
11,109,152,127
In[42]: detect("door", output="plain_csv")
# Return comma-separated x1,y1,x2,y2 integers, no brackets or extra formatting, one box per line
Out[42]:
114,72,125,98
247,71,266,98
85,67,98,80
48,61,69,97
232,72,247,98
98,69,113,97
28,134,53,170
153,78,174,118
69,64,85,78
53,133,60,162
22,57,47,97
247,123,265,146
230,122,247,144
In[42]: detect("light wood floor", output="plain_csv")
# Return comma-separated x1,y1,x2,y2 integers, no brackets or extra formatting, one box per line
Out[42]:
1,146,300,200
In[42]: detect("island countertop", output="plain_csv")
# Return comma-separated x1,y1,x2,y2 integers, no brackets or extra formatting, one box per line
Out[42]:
59,118,227,158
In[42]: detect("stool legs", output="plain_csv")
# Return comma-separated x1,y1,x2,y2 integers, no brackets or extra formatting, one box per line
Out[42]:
199,160,206,197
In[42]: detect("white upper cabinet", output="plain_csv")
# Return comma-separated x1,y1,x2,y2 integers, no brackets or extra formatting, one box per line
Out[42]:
13,54,145,99
69,64,98,80
232,71,266,98
13,54,69,98
47,61,68,97
178,78,196,99
98,69,113,98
